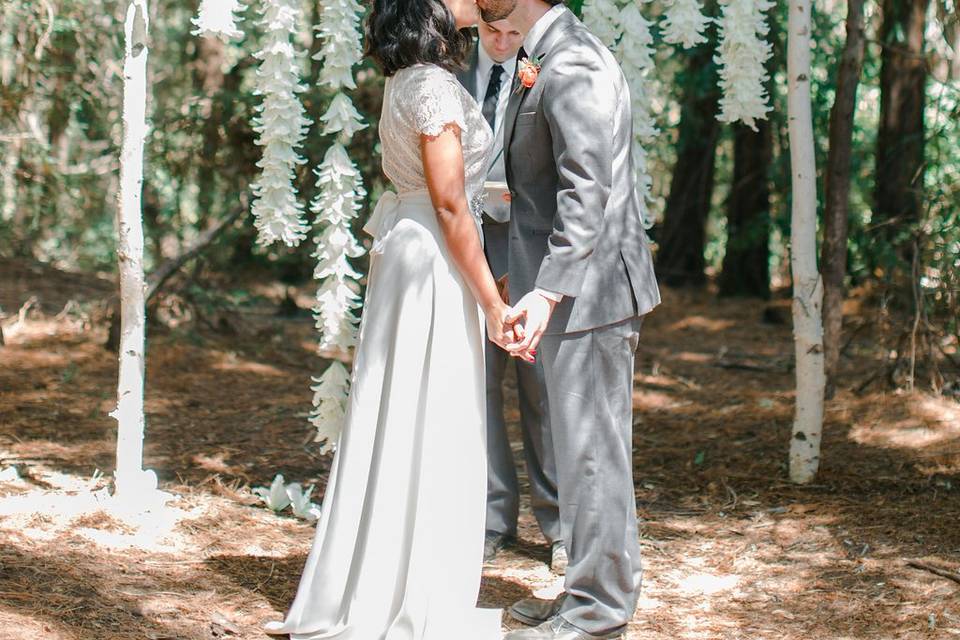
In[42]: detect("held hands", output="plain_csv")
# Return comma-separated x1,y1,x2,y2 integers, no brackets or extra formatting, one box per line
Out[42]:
484,284,557,362
485,301,519,351
503,291,557,363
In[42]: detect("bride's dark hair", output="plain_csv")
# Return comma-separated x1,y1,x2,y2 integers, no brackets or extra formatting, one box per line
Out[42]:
364,0,471,77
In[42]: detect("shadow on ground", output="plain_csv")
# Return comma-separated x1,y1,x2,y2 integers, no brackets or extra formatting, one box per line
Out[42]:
1,261,958,638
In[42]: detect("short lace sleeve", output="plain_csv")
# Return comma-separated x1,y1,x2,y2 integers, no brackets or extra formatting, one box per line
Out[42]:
402,66,468,138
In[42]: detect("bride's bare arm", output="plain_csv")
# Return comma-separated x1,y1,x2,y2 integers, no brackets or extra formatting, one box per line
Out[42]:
420,125,510,346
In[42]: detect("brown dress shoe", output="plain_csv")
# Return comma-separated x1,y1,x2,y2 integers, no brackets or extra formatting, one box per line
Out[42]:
509,594,567,626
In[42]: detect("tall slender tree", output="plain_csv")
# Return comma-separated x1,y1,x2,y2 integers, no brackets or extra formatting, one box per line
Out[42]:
875,0,930,257
112,0,158,500
821,0,867,391
787,0,825,484
718,120,772,298
656,35,721,289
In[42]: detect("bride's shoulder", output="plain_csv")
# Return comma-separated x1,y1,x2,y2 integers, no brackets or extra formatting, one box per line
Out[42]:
394,63,457,85
390,64,467,136
392,64,462,101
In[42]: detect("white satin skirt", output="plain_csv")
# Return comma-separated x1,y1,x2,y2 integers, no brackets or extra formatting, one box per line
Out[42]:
265,190,501,640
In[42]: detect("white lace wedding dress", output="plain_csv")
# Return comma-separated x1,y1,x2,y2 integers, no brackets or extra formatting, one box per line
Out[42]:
264,63,499,640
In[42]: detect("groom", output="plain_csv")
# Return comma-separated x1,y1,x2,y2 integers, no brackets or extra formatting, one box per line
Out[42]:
476,0,661,638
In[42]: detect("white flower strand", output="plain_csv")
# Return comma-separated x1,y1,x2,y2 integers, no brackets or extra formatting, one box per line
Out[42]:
191,0,245,40
660,0,709,49
249,0,311,247
617,3,657,142
310,144,366,353
583,0,623,48
309,361,351,454
582,0,657,227
308,0,367,450
614,1,657,228
313,0,365,90
714,0,774,130
320,92,367,137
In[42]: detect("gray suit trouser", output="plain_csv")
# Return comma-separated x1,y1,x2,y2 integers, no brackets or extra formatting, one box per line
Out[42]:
483,221,561,542
539,316,644,635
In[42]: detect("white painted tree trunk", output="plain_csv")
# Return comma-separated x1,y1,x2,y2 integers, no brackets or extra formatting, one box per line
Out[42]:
111,0,157,499
787,0,825,484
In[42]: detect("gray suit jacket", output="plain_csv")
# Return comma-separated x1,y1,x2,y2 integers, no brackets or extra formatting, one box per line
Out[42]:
503,8,660,335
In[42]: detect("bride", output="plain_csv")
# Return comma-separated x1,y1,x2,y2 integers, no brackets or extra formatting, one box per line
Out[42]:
264,0,513,637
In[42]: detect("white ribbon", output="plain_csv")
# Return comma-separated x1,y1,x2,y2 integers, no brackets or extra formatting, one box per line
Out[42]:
363,191,401,255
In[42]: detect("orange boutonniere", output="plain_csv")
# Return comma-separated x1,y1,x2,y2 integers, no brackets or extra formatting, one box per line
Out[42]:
516,55,542,92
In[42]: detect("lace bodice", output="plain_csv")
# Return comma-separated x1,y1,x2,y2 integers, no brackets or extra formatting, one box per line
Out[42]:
380,64,494,217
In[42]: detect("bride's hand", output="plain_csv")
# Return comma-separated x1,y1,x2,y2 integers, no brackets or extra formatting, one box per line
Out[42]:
484,301,516,349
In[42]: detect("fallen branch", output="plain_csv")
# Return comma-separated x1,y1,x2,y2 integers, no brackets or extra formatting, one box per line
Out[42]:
839,319,870,357
714,358,793,373
855,367,883,394
907,560,960,586
144,204,245,302
105,203,245,350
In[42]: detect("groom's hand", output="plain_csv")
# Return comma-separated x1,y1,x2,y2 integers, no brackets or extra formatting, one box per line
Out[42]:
504,291,557,361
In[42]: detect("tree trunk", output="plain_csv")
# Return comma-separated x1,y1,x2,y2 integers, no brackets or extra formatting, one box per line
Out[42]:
874,0,929,249
821,0,867,393
111,0,156,500
787,0,825,485
193,35,226,221
718,121,772,298
656,43,722,289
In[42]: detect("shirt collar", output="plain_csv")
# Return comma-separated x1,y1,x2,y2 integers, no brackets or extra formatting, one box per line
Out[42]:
477,41,517,83
522,4,566,57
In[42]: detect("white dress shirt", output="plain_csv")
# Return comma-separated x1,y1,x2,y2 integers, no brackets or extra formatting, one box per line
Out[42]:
475,45,516,224
475,45,516,126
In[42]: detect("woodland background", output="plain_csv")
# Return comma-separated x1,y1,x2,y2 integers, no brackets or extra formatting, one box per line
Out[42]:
0,0,959,638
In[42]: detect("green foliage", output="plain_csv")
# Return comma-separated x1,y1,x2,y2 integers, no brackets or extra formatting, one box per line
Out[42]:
0,0,957,355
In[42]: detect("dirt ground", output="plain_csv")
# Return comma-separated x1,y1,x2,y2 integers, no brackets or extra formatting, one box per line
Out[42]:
1,256,958,640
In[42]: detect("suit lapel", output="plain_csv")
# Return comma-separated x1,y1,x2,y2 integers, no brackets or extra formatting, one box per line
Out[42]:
502,70,524,174
503,9,578,177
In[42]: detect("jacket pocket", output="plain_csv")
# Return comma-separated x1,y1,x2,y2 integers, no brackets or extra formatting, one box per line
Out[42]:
515,111,538,126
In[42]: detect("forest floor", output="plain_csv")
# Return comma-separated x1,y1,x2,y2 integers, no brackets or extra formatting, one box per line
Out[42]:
0,257,959,640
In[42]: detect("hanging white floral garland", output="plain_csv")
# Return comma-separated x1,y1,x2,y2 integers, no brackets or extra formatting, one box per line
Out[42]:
660,0,709,49
308,0,367,453
192,0,246,40
583,0,623,47
714,0,774,130
249,0,312,247
584,0,657,228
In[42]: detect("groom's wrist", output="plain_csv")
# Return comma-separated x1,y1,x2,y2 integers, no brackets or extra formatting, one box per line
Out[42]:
534,288,563,304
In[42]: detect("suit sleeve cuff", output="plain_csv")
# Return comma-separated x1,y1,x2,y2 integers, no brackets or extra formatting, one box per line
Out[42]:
535,288,564,303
